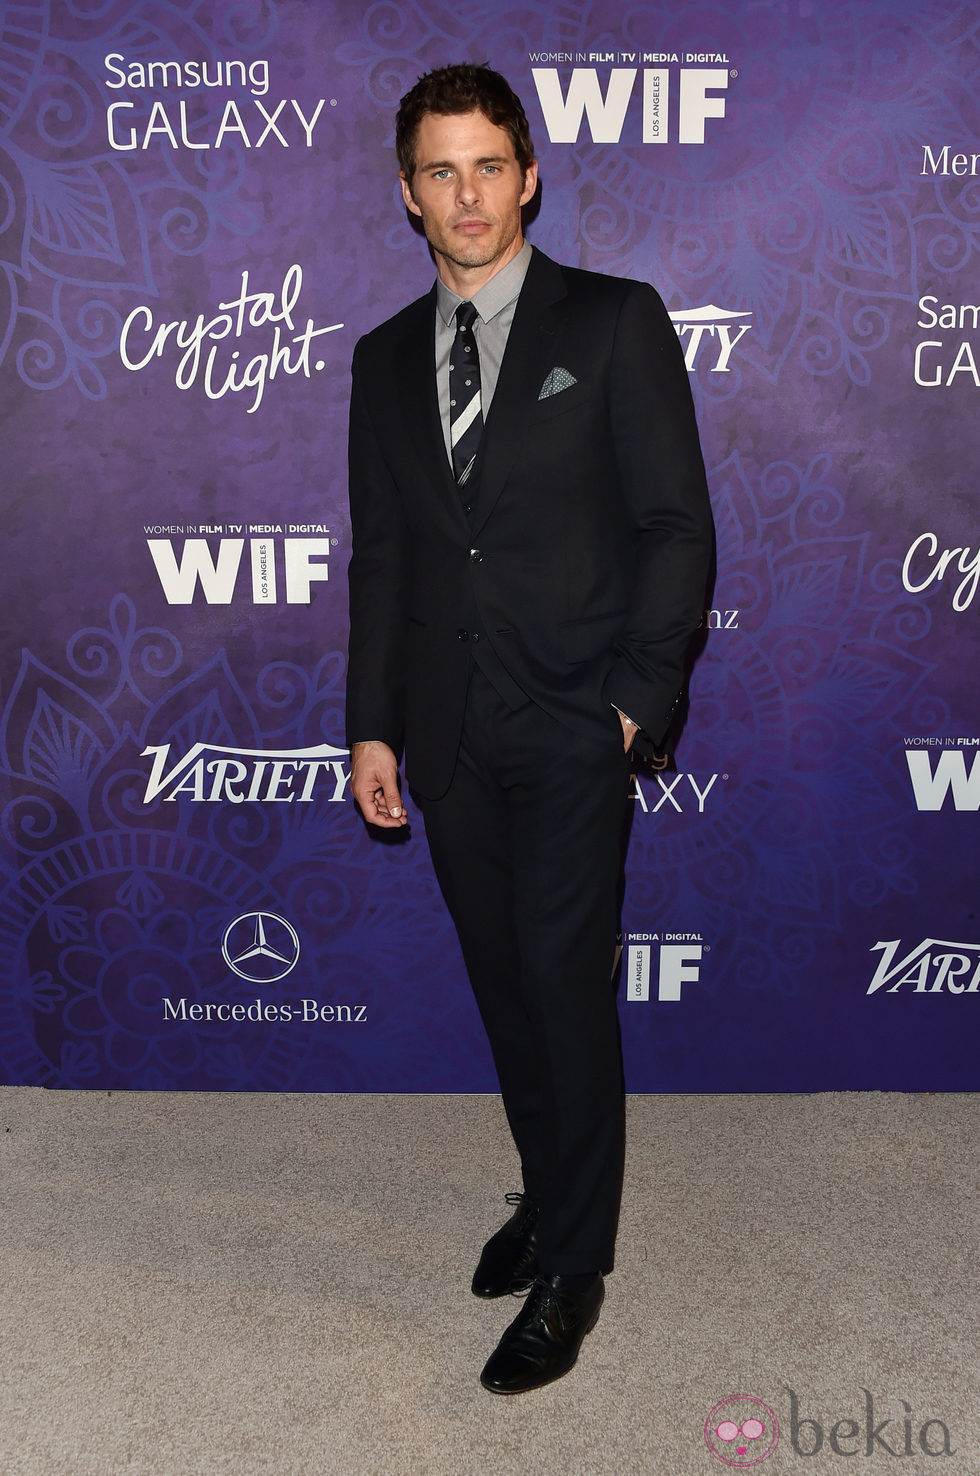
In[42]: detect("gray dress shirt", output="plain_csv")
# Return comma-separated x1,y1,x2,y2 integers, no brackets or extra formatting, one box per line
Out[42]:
434,240,533,462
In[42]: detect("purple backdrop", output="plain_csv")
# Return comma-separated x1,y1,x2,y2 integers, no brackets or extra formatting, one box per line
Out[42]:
1,0,977,1092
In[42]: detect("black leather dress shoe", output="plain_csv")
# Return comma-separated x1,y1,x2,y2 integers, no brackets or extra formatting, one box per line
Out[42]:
480,1272,604,1394
471,1193,540,1298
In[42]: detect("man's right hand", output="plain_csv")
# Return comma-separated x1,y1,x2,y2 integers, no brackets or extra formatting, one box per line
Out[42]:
350,741,408,828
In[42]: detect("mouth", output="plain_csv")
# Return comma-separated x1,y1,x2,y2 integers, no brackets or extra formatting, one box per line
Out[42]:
454,219,492,234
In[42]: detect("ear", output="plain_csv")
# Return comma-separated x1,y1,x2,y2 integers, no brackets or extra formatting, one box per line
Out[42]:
400,172,422,218
519,159,539,208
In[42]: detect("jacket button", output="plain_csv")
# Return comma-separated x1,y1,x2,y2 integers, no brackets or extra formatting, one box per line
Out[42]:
457,629,469,642
469,548,483,562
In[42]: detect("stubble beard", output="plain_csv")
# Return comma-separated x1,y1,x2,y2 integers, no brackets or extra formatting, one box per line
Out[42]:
420,212,518,275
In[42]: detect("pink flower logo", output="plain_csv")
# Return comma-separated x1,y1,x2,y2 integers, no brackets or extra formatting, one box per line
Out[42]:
704,1395,780,1467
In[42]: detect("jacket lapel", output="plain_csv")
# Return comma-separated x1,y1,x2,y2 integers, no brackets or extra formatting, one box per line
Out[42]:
470,249,568,537
393,288,464,524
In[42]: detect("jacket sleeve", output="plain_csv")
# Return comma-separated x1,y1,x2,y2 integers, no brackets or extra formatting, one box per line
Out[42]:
345,340,410,755
601,281,714,745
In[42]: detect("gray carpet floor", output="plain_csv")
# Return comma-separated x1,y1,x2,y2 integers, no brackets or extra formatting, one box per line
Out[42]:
0,1087,976,1475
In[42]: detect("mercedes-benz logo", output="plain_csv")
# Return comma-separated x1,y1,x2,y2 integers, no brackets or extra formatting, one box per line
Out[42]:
222,911,301,983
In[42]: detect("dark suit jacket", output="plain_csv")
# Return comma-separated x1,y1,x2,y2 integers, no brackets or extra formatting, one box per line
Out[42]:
346,247,713,799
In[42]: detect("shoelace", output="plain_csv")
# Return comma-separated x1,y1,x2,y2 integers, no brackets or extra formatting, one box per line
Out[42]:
500,1192,539,1298
503,1191,539,1221
518,1276,570,1330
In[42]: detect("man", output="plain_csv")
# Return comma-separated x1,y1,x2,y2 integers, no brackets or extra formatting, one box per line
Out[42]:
346,63,712,1394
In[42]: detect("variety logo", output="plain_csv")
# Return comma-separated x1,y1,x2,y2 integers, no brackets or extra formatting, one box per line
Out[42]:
222,911,301,983
905,747,980,811
901,532,979,611
668,305,752,373
141,742,350,804
867,938,980,995
913,295,980,388
145,529,333,605
704,1395,779,1467
531,62,731,145
624,933,705,1001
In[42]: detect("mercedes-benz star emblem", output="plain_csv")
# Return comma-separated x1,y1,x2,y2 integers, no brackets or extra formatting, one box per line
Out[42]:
222,911,301,983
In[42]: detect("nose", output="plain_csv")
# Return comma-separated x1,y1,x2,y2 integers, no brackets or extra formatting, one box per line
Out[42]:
456,170,481,205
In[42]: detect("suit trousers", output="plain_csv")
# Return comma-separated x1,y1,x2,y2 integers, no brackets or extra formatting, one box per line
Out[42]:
416,664,630,1274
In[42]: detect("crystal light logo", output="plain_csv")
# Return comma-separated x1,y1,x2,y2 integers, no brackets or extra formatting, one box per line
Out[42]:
867,938,980,995
531,64,730,145
120,264,343,414
901,533,979,612
905,747,980,811
624,934,705,1001
146,530,333,605
668,305,752,373
222,912,300,983
141,741,350,804
704,1395,779,1467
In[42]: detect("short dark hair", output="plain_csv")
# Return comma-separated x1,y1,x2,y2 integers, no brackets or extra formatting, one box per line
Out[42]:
396,63,536,183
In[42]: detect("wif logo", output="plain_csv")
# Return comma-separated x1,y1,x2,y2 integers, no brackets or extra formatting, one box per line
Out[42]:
532,66,730,145
625,934,705,1001
905,749,980,811
147,532,332,605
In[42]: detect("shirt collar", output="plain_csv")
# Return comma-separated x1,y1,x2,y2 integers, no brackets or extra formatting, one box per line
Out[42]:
436,240,533,326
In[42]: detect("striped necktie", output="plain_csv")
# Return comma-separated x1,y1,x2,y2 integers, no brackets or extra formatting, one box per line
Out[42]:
449,300,483,486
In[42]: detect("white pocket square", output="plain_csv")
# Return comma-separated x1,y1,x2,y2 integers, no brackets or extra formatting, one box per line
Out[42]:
538,366,578,400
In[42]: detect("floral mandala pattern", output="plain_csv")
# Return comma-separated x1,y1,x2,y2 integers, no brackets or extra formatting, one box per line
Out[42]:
624,451,938,1000
336,0,980,395
0,0,273,398
1,0,976,1092
0,594,360,1088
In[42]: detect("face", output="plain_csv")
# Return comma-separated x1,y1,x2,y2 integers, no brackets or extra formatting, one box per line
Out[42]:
400,109,538,292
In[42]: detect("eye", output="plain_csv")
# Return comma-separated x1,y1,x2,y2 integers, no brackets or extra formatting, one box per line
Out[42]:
482,164,500,175
432,168,452,180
